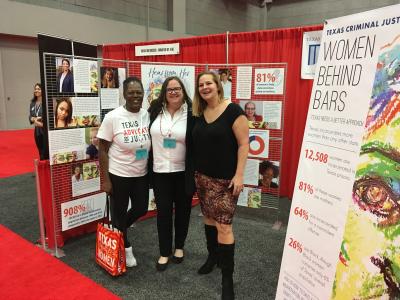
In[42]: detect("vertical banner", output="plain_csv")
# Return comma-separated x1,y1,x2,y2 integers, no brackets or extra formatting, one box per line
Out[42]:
276,4,400,300
301,30,323,79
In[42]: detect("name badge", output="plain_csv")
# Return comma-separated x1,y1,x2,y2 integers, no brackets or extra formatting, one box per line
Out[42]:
135,148,148,160
163,138,176,149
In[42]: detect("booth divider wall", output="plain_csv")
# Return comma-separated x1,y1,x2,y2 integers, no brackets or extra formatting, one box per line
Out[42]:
103,24,323,198
40,55,286,248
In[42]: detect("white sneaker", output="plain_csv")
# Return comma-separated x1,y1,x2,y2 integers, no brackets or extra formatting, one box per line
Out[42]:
125,246,137,267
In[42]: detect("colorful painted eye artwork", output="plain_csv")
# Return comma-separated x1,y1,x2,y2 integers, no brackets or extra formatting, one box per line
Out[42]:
333,36,400,300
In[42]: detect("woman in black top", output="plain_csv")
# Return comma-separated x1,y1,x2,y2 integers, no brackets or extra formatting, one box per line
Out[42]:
192,71,249,300
29,83,45,160
148,76,195,271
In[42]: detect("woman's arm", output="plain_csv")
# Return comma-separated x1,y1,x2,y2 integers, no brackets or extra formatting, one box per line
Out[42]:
229,115,249,196
34,118,43,128
29,103,35,124
29,105,43,127
99,139,112,194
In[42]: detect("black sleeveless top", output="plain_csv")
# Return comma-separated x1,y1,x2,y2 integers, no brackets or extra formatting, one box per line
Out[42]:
192,103,245,179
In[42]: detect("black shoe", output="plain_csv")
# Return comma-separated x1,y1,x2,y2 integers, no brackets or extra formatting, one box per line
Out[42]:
171,255,184,264
156,260,169,272
198,255,217,274
222,276,234,300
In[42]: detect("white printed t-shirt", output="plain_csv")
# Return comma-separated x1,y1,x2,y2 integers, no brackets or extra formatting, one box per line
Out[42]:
97,106,151,177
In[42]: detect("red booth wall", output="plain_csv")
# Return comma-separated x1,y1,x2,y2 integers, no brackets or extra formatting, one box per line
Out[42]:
103,25,323,198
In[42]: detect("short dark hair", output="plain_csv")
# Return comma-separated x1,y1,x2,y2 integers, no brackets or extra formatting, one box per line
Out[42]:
123,76,143,93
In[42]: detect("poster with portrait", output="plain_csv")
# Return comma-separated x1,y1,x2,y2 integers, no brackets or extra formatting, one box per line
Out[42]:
210,68,233,100
141,64,195,110
53,97,100,129
258,160,279,190
239,100,267,129
100,67,119,89
71,161,100,197
100,67,120,109
238,187,262,208
73,59,98,93
55,57,74,93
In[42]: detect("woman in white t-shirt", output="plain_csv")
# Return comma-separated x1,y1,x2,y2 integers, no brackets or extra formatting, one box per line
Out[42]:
97,76,151,268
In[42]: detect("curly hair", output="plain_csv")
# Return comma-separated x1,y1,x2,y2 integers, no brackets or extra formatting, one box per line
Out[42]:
259,161,279,178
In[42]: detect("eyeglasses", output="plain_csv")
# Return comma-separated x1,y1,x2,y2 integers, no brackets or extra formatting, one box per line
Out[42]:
167,87,182,94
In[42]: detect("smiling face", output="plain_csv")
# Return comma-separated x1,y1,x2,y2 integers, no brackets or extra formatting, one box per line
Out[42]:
245,102,256,120
81,116,90,126
57,101,69,121
166,79,184,108
220,72,228,82
83,163,99,180
105,70,113,81
124,81,144,113
62,59,70,73
34,85,42,99
74,166,81,176
261,168,274,188
90,129,99,146
198,74,219,103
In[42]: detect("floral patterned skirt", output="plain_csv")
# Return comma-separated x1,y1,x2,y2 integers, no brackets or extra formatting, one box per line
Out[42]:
195,172,238,225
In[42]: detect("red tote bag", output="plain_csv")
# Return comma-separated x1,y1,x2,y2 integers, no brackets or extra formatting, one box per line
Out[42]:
95,196,126,276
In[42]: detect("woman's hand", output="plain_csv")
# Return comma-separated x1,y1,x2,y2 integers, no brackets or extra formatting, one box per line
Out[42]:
229,174,244,196
99,138,112,194
103,178,113,195
34,117,43,128
231,115,249,197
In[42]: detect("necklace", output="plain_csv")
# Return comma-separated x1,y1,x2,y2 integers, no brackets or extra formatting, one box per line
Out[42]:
159,107,183,138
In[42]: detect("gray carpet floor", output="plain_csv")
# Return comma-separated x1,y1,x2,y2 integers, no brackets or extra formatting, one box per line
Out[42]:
0,173,291,300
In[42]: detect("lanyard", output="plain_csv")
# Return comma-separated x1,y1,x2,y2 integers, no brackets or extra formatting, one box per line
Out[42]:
34,104,41,117
159,107,183,138
138,111,144,148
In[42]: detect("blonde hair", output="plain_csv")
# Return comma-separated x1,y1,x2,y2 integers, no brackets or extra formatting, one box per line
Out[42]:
192,71,224,117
